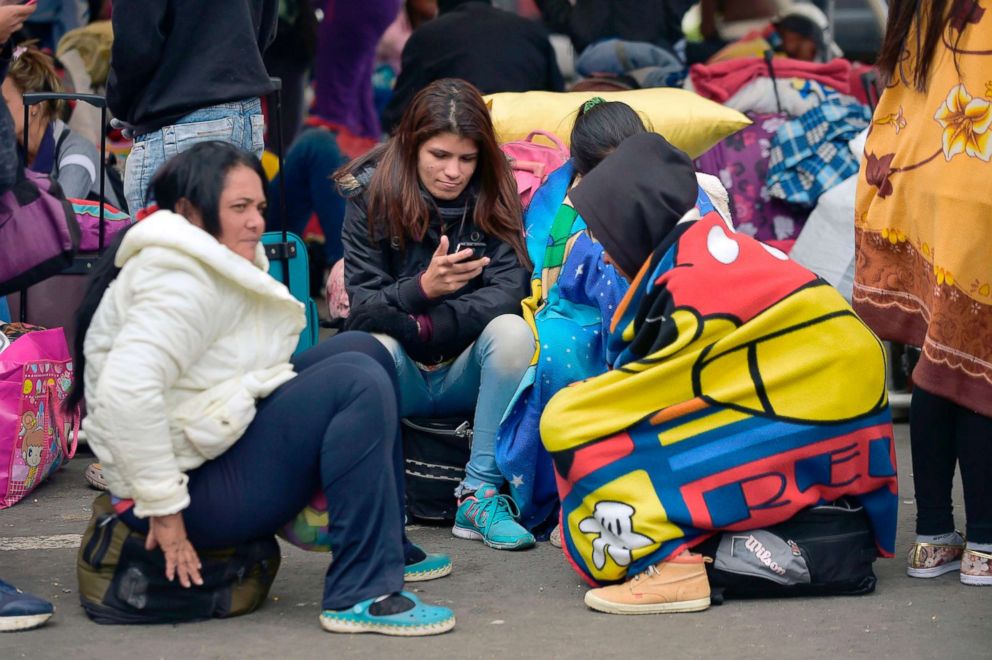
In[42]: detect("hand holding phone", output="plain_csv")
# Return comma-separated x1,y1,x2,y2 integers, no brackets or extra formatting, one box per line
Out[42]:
421,236,490,299
454,241,486,261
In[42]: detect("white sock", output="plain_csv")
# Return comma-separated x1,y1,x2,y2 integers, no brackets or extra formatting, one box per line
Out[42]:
966,541,992,553
915,531,963,545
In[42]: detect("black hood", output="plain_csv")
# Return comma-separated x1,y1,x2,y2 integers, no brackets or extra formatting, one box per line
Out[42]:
569,132,697,278
438,0,491,14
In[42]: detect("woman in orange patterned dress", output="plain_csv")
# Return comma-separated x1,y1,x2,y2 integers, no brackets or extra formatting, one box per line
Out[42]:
855,0,992,586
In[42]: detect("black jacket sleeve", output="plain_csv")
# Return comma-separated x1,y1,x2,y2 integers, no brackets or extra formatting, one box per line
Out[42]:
425,239,529,359
0,42,17,194
534,0,574,36
106,0,170,120
341,197,433,314
257,0,280,53
544,34,565,91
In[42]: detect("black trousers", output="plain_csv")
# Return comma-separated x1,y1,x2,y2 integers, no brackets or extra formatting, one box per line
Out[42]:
910,386,992,543
123,332,412,609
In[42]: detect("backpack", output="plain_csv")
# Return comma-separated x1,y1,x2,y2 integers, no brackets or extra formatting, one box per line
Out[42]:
698,500,880,601
500,130,569,210
70,199,132,251
77,494,281,624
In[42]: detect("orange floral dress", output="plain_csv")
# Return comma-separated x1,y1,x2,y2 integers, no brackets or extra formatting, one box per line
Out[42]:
855,0,992,416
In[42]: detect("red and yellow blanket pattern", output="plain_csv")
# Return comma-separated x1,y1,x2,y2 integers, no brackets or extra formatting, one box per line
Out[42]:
540,212,898,586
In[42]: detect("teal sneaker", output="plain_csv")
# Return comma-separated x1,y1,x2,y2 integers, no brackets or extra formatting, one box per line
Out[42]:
320,591,455,636
404,545,452,582
452,485,536,550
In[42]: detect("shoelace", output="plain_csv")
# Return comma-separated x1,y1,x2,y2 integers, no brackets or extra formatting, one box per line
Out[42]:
472,492,522,538
631,564,662,583
630,555,711,582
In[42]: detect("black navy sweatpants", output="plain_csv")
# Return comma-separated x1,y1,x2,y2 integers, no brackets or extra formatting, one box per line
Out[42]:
123,332,410,609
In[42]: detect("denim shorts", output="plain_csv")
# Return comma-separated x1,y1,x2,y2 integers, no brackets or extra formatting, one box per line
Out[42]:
123,99,265,213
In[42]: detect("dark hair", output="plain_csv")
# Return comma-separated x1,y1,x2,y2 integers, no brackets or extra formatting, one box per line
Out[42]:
570,100,648,176
337,78,529,267
65,141,267,410
876,0,973,92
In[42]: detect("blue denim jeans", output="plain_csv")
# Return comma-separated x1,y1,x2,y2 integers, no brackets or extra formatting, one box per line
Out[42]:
123,99,265,213
266,128,348,261
375,315,535,493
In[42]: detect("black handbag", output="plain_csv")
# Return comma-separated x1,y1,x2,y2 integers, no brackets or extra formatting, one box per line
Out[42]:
401,417,472,523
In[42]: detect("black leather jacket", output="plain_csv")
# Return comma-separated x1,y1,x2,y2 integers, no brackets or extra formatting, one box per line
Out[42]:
341,165,529,364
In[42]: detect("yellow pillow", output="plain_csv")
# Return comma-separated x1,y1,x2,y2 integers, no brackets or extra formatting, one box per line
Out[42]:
484,88,751,159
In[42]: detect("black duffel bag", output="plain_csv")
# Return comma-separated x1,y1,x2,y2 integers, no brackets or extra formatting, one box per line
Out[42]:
401,417,472,523
698,499,879,600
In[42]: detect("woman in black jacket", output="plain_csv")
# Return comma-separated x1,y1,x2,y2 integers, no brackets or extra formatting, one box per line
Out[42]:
338,78,536,551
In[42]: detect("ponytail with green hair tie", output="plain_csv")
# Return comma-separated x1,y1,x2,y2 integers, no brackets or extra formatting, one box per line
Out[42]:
582,97,606,113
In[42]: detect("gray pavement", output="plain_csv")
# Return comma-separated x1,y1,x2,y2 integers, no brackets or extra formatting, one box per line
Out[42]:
0,423,985,660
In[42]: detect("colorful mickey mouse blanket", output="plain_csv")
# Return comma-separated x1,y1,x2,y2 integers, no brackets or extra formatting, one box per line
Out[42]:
540,210,898,586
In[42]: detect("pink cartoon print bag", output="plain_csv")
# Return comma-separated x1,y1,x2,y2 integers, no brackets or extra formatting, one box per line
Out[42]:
0,323,79,509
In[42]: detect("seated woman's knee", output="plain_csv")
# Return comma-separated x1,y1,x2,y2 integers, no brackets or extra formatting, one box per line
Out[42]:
329,331,397,379
371,332,406,369
479,314,534,372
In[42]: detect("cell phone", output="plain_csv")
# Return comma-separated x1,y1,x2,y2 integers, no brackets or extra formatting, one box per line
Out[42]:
22,0,38,6
454,241,486,261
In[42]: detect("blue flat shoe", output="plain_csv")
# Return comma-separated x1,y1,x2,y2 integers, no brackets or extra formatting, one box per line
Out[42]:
320,591,455,636
404,546,452,582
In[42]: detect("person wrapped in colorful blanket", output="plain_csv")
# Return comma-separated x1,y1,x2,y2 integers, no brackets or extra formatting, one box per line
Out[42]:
539,132,899,615
496,98,644,532
499,98,736,533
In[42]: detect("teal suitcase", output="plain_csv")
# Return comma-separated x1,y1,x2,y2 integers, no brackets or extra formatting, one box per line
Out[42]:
262,231,319,354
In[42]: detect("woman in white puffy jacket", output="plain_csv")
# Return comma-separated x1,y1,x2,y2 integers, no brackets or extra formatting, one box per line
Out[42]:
68,142,455,636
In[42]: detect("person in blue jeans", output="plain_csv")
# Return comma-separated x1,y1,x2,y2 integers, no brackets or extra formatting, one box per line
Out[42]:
68,142,455,635
338,79,536,551
266,127,348,263
106,0,280,212
121,99,266,213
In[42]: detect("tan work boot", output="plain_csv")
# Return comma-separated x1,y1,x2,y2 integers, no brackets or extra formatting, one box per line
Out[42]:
584,551,711,614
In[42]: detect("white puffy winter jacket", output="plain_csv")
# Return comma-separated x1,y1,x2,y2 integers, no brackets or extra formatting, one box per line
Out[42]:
82,211,306,517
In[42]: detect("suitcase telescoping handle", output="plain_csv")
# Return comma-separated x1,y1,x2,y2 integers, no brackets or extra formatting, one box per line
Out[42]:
22,92,109,251
265,77,294,289
20,92,109,322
